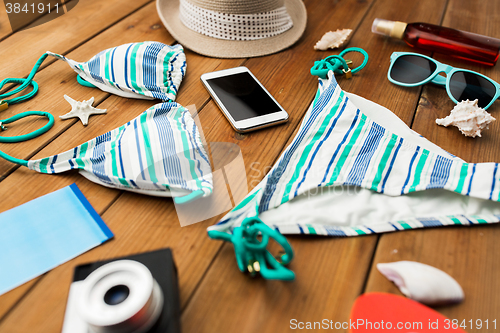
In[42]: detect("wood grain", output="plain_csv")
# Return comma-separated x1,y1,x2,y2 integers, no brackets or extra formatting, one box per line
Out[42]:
0,0,164,321
0,0,161,181
365,226,500,333
0,1,243,325
337,0,448,126
366,0,500,331
0,0,152,81
0,76,244,331
0,1,169,177
0,279,39,323
412,0,500,162
0,1,238,180
0,4,13,39
183,236,377,333
180,0,387,331
0,189,228,332
1,0,499,331
181,0,454,331
1,0,67,38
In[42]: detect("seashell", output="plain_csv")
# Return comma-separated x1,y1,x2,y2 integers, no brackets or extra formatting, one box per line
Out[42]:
314,29,352,50
436,99,495,137
377,261,464,306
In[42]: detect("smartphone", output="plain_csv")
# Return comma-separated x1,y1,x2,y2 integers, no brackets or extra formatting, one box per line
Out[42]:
200,66,289,133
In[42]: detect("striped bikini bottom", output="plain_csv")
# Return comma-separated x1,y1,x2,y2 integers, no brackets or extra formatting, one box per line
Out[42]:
209,73,500,236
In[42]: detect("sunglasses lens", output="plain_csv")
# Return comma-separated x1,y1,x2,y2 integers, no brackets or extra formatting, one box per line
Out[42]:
390,55,437,84
449,71,496,108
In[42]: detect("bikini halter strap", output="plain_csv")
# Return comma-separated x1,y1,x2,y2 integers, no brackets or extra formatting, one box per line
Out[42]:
0,53,56,166
0,53,50,108
0,111,55,166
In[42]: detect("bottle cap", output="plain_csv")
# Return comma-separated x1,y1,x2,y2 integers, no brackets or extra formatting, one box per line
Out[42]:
372,18,407,39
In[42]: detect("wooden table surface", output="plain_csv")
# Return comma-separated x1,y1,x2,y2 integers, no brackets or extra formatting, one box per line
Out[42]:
1,0,499,332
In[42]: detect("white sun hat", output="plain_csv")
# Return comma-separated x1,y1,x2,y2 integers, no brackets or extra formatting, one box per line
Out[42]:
157,0,307,58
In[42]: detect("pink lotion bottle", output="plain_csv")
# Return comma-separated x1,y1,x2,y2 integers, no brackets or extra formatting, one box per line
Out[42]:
372,18,500,66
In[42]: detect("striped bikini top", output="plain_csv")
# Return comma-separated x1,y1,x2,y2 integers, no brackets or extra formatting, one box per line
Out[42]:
208,71,500,237
48,41,186,102
24,102,212,202
0,43,210,202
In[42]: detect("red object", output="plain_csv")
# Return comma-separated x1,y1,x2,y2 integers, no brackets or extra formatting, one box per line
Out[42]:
403,22,500,66
349,293,467,332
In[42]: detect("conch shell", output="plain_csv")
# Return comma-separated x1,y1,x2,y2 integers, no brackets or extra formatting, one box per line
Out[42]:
377,261,464,306
314,29,352,50
436,99,495,137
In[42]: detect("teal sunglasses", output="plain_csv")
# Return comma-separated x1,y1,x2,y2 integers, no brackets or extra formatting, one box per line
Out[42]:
388,52,500,110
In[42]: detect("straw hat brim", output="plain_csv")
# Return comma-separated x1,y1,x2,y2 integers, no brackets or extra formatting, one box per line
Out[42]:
156,0,307,58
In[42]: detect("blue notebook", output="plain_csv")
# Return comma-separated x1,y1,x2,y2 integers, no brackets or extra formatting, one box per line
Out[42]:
0,184,113,295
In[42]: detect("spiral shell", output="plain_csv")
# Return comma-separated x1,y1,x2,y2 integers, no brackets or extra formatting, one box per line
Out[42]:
436,99,495,137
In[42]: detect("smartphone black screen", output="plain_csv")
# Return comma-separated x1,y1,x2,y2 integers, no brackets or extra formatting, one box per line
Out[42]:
206,72,282,121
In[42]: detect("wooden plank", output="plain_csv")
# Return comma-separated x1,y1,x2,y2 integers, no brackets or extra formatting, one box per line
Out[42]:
179,0,385,331
181,0,452,331
0,85,236,330
0,279,38,323
0,4,13,38
2,0,489,332
0,1,171,180
0,1,243,325
0,0,156,180
0,0,81,41
0,188,227,332
339,0,448,127
0,101,139,324
365,227,500,333
365,0,500,331
0,82,244,329
1,0,64,39
412,0,500,162
0,1,234,180
0,0,152,81
183,237,376,333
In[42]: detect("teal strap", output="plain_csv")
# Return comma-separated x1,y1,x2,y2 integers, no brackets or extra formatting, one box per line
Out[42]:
77,74,97,88
0,79,38,106
0,53,49,107
311,47,369,79
0,53,57,166
0,111,54,166
208,217,295,281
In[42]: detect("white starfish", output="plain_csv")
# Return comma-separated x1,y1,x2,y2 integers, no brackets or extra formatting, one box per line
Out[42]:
60,95,107,126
